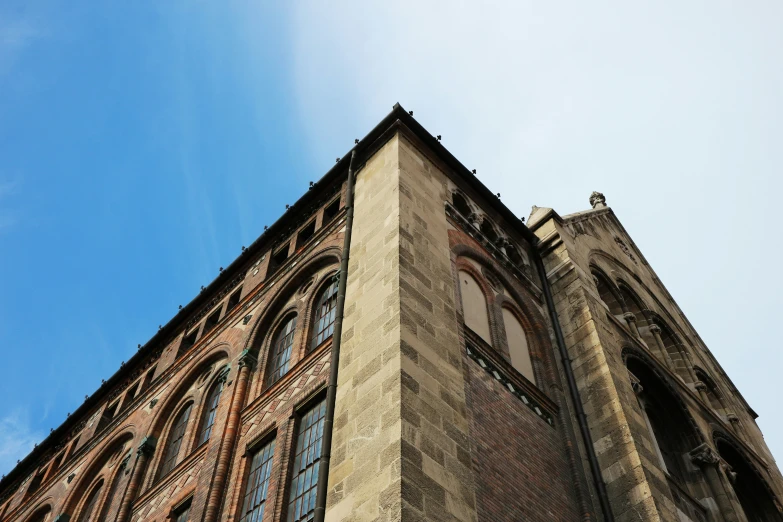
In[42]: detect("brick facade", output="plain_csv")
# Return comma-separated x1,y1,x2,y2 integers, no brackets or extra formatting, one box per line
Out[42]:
2,106,781,522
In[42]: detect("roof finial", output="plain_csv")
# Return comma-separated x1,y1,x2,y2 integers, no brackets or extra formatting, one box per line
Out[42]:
589,191,606,209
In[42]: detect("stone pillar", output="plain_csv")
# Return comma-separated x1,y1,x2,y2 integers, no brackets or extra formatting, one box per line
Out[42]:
648,324,675,371
467,212,481,230
203,350,256,522
690,443,745,522
623,312,642,338
694,381,711,406
115,437,156,522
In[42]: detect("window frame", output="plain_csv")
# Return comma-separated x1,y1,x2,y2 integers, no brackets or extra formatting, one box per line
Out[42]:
285,395,327,522
309,276,339,351
196,373,226,447
237,434,277,522
266,314,298,387
158,402,194,479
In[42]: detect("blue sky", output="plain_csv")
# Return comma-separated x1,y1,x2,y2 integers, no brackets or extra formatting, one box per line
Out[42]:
2,1,782,477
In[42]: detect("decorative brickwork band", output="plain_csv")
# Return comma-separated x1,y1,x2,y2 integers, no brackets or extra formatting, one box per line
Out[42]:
116,436,156,522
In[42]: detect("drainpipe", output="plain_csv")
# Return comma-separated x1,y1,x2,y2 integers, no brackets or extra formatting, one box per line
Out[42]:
313,150,357,522
532,243,615,522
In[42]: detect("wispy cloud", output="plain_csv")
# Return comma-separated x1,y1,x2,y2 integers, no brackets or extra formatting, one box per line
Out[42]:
0,409,45,477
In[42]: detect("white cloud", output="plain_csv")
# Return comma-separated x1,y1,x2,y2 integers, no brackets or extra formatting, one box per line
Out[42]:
285,0,783,463
0,410,45,477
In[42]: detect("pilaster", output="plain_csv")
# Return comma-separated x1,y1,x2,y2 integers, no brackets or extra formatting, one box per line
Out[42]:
326,132,478,522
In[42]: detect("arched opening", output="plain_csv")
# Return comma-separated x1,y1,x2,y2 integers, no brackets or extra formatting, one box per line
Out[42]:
158,402,194,478
627,356,699,485
618,284,651,332
501,307,535,384
717,440,782,522
480,218,498,244
452,192,471,217
76,479,104,522
196,376,225,446
310,277,339,350
651,317,693,383
458,270,491,346
267,314,298,386
694,370,725,414
592,269,624,318
26,505,51,522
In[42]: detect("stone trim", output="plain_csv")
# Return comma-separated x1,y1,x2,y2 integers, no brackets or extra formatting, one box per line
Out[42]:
465,340,555,427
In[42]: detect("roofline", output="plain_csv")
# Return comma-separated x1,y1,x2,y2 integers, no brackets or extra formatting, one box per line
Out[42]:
1,102,537,492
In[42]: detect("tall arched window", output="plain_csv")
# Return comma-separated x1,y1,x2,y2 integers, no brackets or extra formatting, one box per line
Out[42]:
77,480,104,522
458,271,491,346
197,378,225,446
502,308,535,384
26,506,51,522
159,403,193,477
311,279,339,350
268,315,297,386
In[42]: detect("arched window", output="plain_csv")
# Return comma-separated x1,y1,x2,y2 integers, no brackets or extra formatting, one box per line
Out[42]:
480,219,498,243
26,506,51,522
159,403,193,477
627,358,698,485
77,480,104,522
718,440,782,521
100,463,126,521
694,370,725,413
311,279,339,350
591,269,624,317
268,315,297,386
458,270,491,346
452,192,471,217
197,378,225,446
502,308,535,384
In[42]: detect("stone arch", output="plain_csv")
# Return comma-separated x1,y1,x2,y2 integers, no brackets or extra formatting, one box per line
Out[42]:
453,243,557,389
713,430,783,521
243,250,341,357
143,350,229,487
479,217,499,244
61,431,134,517
590,251,698,349
23,502,51,522
622,347,705,483
589,265,625,317
451,190,473,217
694,367,726,414
646,312,694,383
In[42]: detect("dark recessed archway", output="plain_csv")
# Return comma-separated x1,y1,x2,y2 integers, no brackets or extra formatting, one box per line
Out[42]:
716,439,783,522
626,355,701,484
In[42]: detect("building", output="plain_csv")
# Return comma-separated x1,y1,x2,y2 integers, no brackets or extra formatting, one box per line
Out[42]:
1,104,781,522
